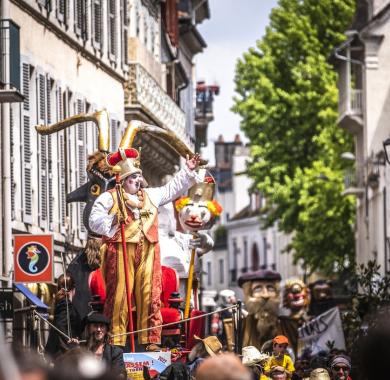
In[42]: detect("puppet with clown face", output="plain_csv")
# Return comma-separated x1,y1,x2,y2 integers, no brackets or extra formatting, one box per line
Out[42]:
175,177,222,232
174,177,222,318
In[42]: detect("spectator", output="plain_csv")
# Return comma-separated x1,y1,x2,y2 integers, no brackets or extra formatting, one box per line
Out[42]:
13,346,48,380
50,349,119,380
82,312,126,378
196,353,251,380
269,366,287,380
187,335,222,377
329,355,351,380
45,273,82,358
264,335,295,378
241,346,269,380
309,368,330,380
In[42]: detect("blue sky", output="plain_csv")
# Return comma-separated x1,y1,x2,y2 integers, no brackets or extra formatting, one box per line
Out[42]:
195,0,278,164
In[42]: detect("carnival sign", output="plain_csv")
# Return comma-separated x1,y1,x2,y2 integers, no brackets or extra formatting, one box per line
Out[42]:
14,234,53,283
298,307,345,355
123,352,171,379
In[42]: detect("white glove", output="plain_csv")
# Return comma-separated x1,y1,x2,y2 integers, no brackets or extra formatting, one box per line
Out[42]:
188,231,214,257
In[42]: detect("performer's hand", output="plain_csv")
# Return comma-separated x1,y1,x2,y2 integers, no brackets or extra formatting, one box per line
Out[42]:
186,153,201,171
67,338,80,345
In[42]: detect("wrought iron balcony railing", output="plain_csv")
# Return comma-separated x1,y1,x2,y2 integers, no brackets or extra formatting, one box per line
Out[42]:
126,63,191,148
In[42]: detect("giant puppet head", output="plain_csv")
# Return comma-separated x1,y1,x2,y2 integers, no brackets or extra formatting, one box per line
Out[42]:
308,279,335,317
238,270,282,347
175,177,222,232
283,278,310,318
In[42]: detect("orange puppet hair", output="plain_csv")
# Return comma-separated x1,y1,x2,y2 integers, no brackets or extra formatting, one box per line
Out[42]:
175,197,223,217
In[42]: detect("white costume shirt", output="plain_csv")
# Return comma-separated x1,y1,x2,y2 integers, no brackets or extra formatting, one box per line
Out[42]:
89,166,201,238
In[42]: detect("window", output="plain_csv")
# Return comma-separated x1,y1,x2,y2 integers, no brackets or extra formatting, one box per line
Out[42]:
75,0,88,40
56,0,68,23
21,62,32,224
219,259,224,284
162,0,178,47
243,237,248,272
110,119,119,151
37,74,48,226
252,242,260,271
120,0,129,66
108,0,117,58
92,0,103,49
263,237,268,267
207,262,212,286
10,106,15,218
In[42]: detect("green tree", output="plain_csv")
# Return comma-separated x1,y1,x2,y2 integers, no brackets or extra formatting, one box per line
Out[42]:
233,0,356,274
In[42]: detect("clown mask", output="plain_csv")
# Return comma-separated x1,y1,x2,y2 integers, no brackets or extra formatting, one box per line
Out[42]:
175,197,222,232
178,200,212,232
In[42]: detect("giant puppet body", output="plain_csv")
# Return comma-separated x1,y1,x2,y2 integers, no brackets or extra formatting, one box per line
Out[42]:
279,278,310,354
174,177,222,320
238,270,282,351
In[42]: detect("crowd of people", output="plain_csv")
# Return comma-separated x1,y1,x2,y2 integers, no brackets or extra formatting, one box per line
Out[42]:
2,328,354,380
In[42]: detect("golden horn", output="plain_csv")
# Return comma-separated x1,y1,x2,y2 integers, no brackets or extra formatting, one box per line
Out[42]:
35,109,110,152
119,120,208,165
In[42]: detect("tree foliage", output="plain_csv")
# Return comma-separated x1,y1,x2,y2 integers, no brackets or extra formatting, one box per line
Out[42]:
233,0,356,274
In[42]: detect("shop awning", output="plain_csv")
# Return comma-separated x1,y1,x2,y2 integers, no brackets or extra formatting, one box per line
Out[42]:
14,284,48,316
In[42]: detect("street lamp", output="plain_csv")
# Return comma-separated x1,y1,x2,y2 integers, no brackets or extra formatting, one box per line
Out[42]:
383,138,390,165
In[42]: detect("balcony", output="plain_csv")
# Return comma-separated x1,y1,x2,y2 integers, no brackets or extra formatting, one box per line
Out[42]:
342,167,364,197
338,88,363,134
0,19,24,103
125,63,190,148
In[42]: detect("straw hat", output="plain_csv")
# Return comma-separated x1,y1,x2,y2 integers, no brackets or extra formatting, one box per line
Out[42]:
242,346,269,366
309,368,330,380
194,335,222,356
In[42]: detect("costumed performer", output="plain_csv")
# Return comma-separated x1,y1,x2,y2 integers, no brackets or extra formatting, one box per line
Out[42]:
89,149,202,347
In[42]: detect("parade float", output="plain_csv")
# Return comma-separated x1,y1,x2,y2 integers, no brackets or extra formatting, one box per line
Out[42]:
29,109,232,373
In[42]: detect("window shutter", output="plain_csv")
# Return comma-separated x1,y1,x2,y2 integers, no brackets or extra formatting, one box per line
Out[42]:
110,119,118,151
120,0,129,66
57,0,66,22
46,77,54,228
22,63,30,111
38,74,47,225
108,0,117,57
21,63,32,223
10,107,15,217
23,115,32,221
93,0,103,48
56,86,66,229
75,0,87,39
76,99,87,235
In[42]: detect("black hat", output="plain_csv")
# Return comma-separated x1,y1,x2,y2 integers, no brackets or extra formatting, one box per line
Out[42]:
84,312,110,327
238,270,281,287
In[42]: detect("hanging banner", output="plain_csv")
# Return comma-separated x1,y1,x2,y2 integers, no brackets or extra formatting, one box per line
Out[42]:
14,234,53,283
298,307,345,355
123,352,171,379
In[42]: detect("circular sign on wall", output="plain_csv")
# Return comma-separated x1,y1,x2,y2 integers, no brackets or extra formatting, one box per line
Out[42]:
14,235,53,283
16,242,50,276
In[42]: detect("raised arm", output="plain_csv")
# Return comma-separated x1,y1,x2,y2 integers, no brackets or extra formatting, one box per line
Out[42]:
147,154,202,207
